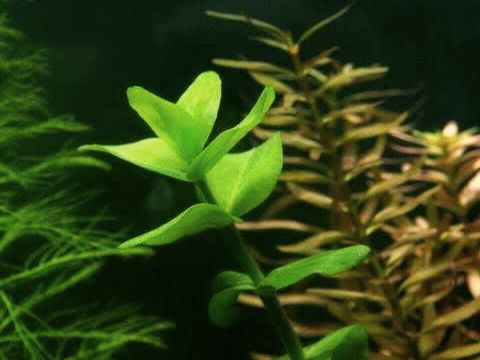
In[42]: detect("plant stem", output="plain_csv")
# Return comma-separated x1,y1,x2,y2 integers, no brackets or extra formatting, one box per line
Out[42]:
196,180,306,360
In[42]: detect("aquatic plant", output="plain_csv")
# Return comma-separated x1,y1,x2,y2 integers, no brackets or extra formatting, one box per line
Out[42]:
0,5,171,358
81,71,372,359
209,6,480,360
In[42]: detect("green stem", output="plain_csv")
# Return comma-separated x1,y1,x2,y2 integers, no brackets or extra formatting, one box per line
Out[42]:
196,180,306,360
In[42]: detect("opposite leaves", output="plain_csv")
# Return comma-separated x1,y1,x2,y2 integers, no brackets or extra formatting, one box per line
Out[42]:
187,86,275,180
81,71,275,183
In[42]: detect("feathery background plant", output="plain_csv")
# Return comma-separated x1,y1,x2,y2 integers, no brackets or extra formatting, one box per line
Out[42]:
0,3,171,358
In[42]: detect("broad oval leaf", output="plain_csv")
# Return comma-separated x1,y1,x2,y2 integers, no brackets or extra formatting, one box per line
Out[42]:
127,86,204,161
187,86,275,181
79,138,189,181
208,271,255,328
119,203,235,248
177,71,221,148
205,133,283,216
276,325,368,360
260,245,370,291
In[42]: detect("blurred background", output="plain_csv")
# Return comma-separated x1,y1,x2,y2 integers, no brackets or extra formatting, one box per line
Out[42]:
7,0,480,358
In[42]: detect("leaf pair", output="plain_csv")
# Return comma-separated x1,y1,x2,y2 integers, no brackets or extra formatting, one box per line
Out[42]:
80,71,275,182
82,71,283,248
118,132,283,248
209,245,370,328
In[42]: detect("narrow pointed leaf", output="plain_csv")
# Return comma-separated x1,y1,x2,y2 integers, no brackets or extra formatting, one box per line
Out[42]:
208,271,255,328
260,245,370,290
253,36,289,51
276,325,368,360
430,343,480,359
206,11,287,41
79,138,189,181
127,86,204,161
250,72,294,94
424,299,480,333
188,86,275,180
298,4,352,45
177,71,221,147
206,133,282,216
363,156,426,200
278,231,351,255
119,204,235,248
212,59,293,75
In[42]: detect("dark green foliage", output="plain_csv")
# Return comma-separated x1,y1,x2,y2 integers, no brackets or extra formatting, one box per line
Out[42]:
0,7,171,359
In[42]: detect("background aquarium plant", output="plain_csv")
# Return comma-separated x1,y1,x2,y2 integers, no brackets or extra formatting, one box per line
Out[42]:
3,0,480,359
0,1,171,358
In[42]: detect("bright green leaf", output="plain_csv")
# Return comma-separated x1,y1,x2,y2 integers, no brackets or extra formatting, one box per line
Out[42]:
205,133,283,216
79,138,190,181
177,71,221,148
260,245,370,290
276,325,368,360
119,203,235,248
187,86,275,181
127,86,204,161
208,271,255,328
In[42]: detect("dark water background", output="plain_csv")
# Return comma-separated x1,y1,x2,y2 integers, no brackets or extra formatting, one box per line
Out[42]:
7,0,480,358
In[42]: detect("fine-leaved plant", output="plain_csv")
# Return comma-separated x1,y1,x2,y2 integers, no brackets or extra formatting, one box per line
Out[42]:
208,6,480,360
0,4,172,358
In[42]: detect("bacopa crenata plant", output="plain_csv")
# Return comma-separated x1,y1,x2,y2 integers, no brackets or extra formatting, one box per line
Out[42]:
81,71,370,359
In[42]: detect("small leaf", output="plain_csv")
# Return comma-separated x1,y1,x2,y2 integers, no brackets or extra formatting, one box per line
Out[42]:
276,325,368,360
460,171,480,207
287,183,334,210
206,10,287,41
119,204,235,248
188,86,275,181
206,133,283,216
177,71,221,148
370,186,440,227
363,156,426,200
278,231,351,255
260,245,370,290
253,36,289,51
338,114,407,146
79,138,189,181
127,86,204,161
307,288,385,304
430,343,480,359
281,170,330,184
424,299,480,333
298,4,352,45
208,271,255,328
467,267,480,298
250,72,294,94
399,260,453,291
212,58,293,75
